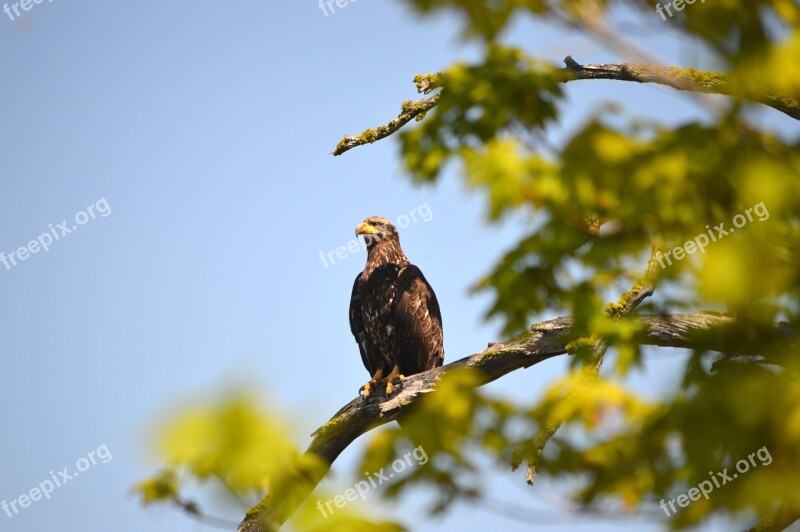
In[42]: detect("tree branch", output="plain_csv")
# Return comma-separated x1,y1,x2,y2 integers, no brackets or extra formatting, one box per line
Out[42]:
332,56,799,156
747,505,800,532
332,93,441,156
561,56,800,121
238,311,793,532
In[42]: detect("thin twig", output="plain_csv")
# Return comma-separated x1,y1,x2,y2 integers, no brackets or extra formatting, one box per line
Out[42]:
172,499,240,529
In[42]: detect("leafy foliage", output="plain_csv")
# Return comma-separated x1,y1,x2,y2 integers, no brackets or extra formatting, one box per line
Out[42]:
380,0,800,528
139,0,800,530
135,395,403,530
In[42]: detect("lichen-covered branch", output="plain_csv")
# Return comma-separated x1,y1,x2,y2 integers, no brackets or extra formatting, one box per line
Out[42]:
332,93,440,156
332,73,443,156
237,311,792,532
332,57,800,156
561,56,800,121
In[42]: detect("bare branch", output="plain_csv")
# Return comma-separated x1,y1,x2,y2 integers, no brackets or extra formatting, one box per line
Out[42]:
238,311,793,532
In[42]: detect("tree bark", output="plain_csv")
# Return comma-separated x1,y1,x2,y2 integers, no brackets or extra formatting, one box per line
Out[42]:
332,56,800,156
238,311,792,532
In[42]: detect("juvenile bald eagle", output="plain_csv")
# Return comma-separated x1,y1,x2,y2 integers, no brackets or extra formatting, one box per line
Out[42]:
349,216,444,397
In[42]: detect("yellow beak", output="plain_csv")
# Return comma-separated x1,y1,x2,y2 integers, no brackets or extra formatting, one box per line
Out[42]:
356,221,379,236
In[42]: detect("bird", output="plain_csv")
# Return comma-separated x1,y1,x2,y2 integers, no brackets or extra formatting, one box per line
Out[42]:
349,216,444,397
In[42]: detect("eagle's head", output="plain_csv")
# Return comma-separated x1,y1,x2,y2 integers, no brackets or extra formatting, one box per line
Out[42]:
356,216,399,253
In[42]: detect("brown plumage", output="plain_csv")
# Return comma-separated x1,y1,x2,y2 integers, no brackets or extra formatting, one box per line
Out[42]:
349,216,444,396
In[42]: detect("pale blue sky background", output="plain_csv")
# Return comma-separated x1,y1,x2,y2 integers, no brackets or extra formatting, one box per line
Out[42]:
1,2,797,532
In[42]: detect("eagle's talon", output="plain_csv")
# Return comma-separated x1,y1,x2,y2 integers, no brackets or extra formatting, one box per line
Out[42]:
384,365,405,395
360,369,384,398
385,379,404,395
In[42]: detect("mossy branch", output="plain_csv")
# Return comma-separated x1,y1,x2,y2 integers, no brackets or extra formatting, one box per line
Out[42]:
333,73,443,156
561,56,800,121
332,96,442,158
237,311,794,532
332,57,800,156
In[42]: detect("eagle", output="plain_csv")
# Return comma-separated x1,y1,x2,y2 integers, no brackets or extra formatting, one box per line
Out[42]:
349,216,444,397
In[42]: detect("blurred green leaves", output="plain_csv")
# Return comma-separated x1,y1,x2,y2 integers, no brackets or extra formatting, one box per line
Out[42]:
135,394,403,530
402,45,563,182
142,0,800,529
388,0,800,528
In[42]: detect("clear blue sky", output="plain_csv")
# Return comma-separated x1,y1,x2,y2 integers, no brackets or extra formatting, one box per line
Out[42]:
1,2,796,531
